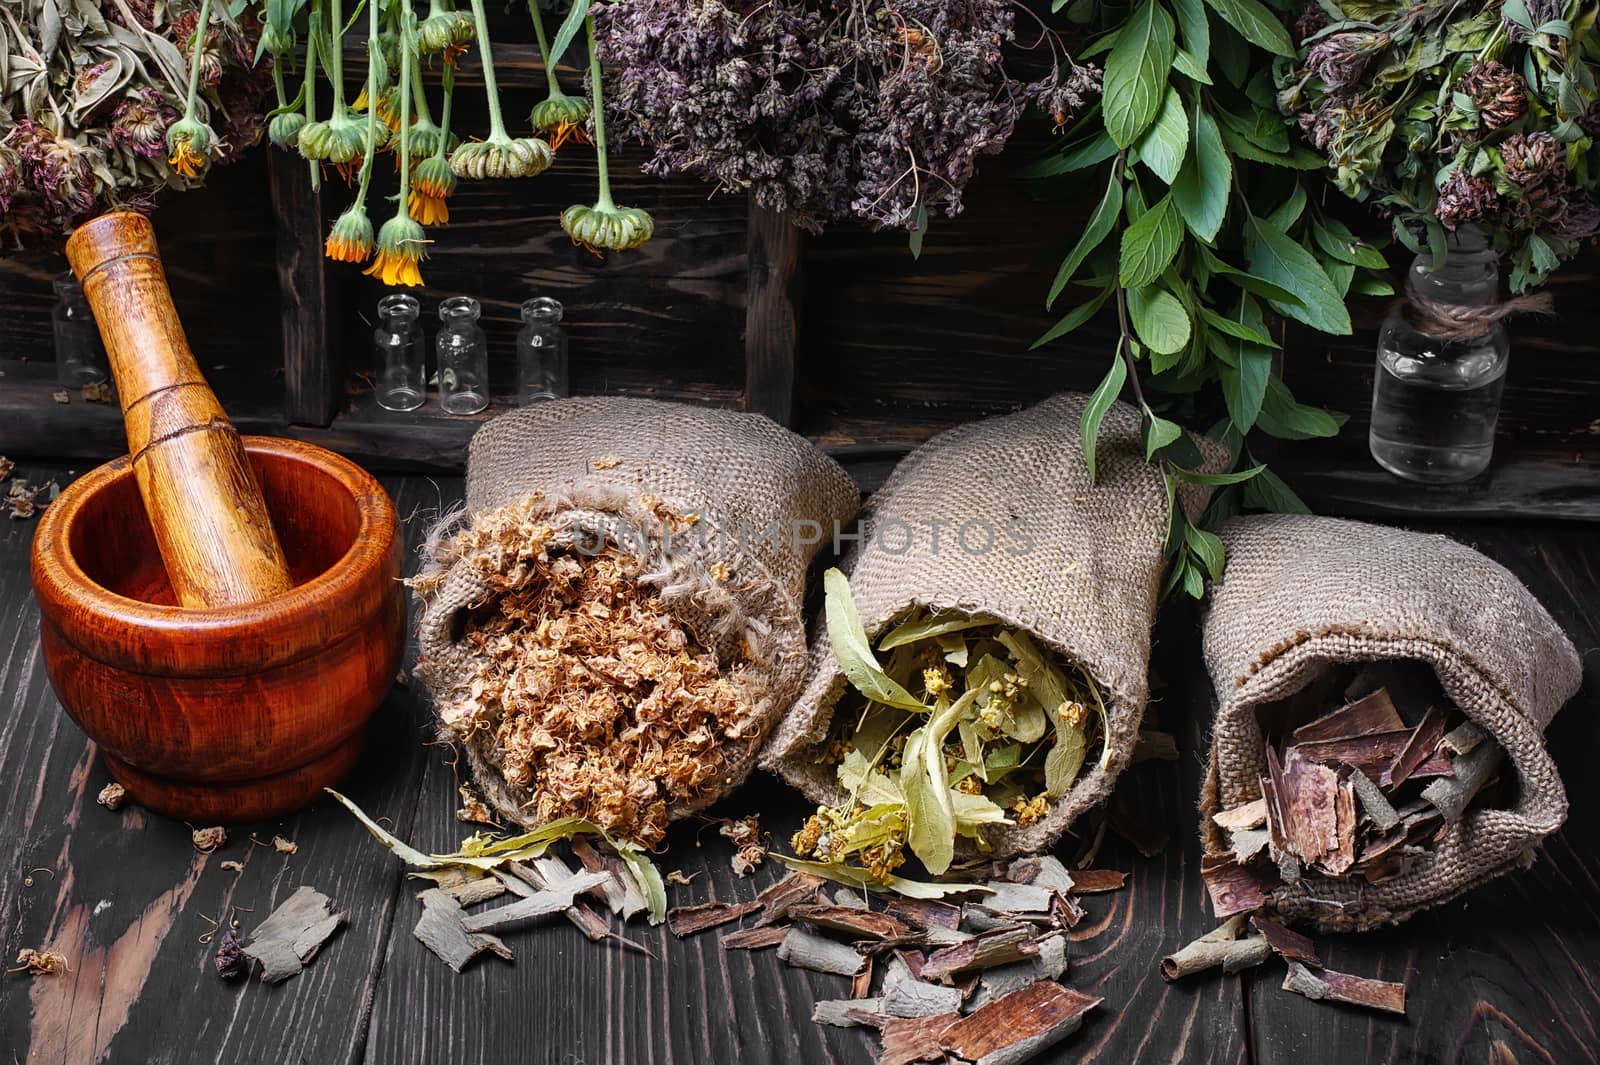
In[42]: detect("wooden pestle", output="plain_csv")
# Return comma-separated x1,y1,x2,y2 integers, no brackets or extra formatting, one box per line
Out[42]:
65,212,293,608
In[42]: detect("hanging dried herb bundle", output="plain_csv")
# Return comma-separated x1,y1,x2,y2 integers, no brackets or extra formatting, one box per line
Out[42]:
412,505,756,849
788,570,1106,882
1279,0,1600,291
591,0,1100,234
0,0,268,244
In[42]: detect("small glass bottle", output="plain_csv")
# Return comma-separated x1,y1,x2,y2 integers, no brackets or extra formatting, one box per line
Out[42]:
373,293,427,411
52,273,109,386
436,296,489,415
516,297,568,404
1370,227,1508,483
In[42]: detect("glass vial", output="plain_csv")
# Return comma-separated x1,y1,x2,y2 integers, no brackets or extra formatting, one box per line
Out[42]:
1371,227,1508,483
52,273,109,386
516,297,568,404
373,293,427,411
436,296,489,415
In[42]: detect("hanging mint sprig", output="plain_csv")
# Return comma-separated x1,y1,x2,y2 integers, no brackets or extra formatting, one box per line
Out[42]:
367,10,428,287
527,0,591,149
165,0,217,179
448,0,552,179
560,13,652,253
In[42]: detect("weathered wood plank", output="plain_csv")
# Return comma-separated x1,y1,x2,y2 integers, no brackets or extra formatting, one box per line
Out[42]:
270,149,340,427
744,203,803,425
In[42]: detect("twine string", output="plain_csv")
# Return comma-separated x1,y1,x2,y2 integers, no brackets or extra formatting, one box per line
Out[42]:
1400,290,1555,341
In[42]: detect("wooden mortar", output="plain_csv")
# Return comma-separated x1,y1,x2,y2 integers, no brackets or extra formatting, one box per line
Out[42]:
30,214,405,821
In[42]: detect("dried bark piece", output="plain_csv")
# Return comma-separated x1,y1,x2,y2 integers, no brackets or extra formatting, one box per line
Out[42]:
814,997,885,1028
1345,765,1400,833
566,902,617,944
756,872,827,924
1161,916,1272,980
1030,856,1078,895
1442,721,1488,756
570,836,634,916
1201,854,1270,918
790,905,911,941
666,900,760,937
974,881,1054,913
1282,959,1406,1016
882,977,964,1018
1292,688,1405,744
873,1013,962,1065
968,935,1068,1010
1278,752,1342,868
414,889,513,973
1291,731,1412,777
1249,914,1321,967
884,898,963,931
1422,741,1504,823
1003,857,1041,884
853,959,875,999
1066,868,1126,894
777,927,866,976
920,926,1039,980
1213,797,1269,832
241,885,347,983
1386,705,1448,790
1320,779,1358,876
721,925,790,951
1229,827,1271,863
461,871,612,933
939,980,1102,1065
1049,893,1087,930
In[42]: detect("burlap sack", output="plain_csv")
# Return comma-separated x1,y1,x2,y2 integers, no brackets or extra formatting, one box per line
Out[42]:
1200,513,1581,932
762,392,1219,857
415,397,859,828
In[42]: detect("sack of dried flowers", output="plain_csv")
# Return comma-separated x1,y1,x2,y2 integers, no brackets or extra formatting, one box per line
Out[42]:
762,393,1223,869
1199,514,1581,932
412,397,859,848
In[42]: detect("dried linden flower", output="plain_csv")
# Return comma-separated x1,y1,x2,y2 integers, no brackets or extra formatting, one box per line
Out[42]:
96,782,126,811
192,826,227,853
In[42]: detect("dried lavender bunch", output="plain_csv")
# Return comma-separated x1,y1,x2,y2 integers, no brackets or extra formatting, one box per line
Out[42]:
591,0,1099,233
0,0,268,245
1279,0,1600,291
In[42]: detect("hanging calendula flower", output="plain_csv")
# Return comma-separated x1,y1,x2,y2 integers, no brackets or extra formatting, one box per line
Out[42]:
269,111,307,149
165,0,219,180
448,0,552,179
409,63,458,226
366,12,428,287
560,14,652,253
402,49,456,161
527,0,591,151
417,0,475,58
297,0,378,165
323,0,386,267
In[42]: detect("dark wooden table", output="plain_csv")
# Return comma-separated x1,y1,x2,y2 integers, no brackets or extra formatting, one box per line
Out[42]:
1,461,1595,1065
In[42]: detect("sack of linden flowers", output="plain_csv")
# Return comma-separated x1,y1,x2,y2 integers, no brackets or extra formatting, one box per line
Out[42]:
762,392,1223,881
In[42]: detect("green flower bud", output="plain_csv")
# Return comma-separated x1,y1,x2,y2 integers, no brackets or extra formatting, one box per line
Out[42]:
269,111,307,149
560,203,654,252
449,137,553,180
261,24,295,55
529,93,591,134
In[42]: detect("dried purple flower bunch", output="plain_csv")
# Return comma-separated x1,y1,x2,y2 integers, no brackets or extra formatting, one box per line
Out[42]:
591,0,1099,233
1279,0,1600,291
0,0,269,246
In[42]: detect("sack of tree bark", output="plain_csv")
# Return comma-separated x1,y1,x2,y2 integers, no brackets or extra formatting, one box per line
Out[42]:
412,397,858,848
762,392,1223,872
1199,514,1581,933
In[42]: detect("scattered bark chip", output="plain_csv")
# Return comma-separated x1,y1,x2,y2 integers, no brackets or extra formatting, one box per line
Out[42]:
241,885,347,983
